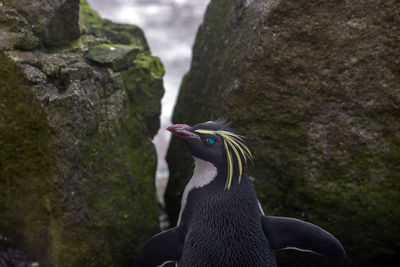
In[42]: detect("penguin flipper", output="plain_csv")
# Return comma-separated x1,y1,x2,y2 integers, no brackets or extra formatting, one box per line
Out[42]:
261,216,346,261
134,226,185,267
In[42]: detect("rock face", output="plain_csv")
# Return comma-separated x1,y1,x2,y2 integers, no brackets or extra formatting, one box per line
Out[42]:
3,0,80,46
0,1,164,266
166,0,399,266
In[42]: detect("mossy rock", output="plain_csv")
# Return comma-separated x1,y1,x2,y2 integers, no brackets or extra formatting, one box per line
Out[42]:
85,43,142,71
0,51,56,266
0,0,165,266
121,52,165,138
3,0,80,47
80,0,148,49
166,0,400,266
0,48,161,266
0,5,39,50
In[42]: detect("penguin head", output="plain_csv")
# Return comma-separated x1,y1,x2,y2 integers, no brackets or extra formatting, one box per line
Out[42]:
167,119,252,189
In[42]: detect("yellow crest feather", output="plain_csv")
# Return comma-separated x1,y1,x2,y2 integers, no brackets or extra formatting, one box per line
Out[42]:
194,128,252,189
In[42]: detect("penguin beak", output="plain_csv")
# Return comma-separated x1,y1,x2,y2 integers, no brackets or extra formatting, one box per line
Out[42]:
167,124,200,139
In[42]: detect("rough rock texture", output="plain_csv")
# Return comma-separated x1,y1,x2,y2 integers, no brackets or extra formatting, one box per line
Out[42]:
3,0,80,47
0,0,164,266
166,0,400,266
0,5,39,50
0,243,36,266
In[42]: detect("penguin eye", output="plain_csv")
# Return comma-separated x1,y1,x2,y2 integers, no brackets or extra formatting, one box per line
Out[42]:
206,138,215,145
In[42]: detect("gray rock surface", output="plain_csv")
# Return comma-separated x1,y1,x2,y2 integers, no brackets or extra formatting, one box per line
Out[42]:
0,5,38,50
0,0,164,266
166,0,400,266
3,0,80,46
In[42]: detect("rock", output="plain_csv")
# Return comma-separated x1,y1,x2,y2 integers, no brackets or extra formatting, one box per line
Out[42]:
79,0,148,49
19,63,47,84
121,52,165,138
3,0,80,47
0,244,36,267
86,44,133,65
0,5,38,50
0,0,164,266
85,43,142,71
166,0,400,266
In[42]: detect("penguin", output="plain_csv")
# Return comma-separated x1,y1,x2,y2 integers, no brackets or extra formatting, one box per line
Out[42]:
134,119,346,267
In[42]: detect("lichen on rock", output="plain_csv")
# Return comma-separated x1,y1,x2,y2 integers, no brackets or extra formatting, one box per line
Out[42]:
0,0,164,266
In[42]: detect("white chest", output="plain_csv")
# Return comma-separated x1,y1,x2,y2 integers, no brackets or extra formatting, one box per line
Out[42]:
177,157,217,225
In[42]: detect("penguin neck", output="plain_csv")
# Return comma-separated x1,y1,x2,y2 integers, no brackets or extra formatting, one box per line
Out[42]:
177,157,218,225
191,157,218,187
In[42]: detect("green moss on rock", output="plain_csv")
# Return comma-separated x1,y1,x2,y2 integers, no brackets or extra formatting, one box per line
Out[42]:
80,0,148,49
166,0,400,266
0,6,39,50
0,52,59,266
0,0,165,266
85,43,143,71
121,53,165,138
82,119,159,266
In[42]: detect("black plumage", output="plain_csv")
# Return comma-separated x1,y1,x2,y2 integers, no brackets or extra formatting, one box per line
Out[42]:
178,172,276,266
134,120,346,267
